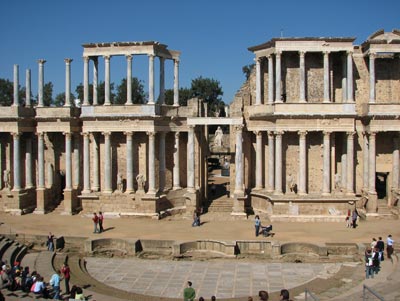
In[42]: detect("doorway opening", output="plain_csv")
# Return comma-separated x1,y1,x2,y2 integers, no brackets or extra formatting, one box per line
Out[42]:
375,172,388,200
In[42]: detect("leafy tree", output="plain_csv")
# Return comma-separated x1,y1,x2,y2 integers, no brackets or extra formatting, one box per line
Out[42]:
53,92,76,107
75,81,114,105
75,83,93,104
0,78,25,106
43,82,53,106
115,77,146,105
190,76,224,116
164,87,192,106
242,64,255,80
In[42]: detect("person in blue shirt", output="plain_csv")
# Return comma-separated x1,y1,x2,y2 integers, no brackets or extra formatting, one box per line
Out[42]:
255,215,261,237
49,270,62,300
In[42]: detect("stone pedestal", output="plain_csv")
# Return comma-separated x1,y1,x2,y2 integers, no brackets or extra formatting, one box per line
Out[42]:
232,194,248,218
34,188,48,214
63,189,78,215
184,190,199,216
135,190,160,215
366,192,378,213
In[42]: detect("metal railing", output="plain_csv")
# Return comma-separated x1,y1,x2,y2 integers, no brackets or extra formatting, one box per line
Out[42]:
363,284,384,301
305,288,319,301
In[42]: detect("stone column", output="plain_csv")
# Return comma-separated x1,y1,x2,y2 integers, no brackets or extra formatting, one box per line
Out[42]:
159,132,166,192
347,51,354,102
363,132,369,190
323,51,330,102
234,125,244,195
25,69,31,106
37,133,45,189
393,136,400,192
37,59,46,107
159,57,165,105
255,131,263,189
92,133,100,191
25,136,33,188
322,131,331,195
299,51,306,102
147,131,156,194
126,55,133,105
267,132,275,192
298,131,307,195
369,52,376,103
274,131,283,194
64,58,73,107
346,131,355,195
93,57,98,105
342,54,347,103
12,133,21,190
368,132,376,194
187,126,195,193
13,65,19,106
173,59,180,106
103,132,112,192
65,133,72,190
125,132,134,193
0,141,2,189
82,132,91,193
73,134,80,188
104,56,111,105
83,56,89,106
255,57,261,105
173,132,181,190
148,54,155,104
275,51,282,102
268,55,274,104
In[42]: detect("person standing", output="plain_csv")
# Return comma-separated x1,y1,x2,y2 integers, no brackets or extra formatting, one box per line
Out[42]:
92,212,99,233
351,210,358,228
258,290,269,301
387,234,394,260
255,215,261,237
183,281,196,301
61,263,70,295
49,270,62,300
280,289,290,301
365,248,374,279
47,232,55,251
98,211,104,233
376,237,385,261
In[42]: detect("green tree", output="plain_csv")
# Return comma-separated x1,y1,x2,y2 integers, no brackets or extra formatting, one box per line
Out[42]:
242,64,255,80
164,87,192,106
53,92,76,107
75,82,114,105
115,77,146,105
190,76,224,116
43,82,53,106
0,78,25,106
75,83,93,104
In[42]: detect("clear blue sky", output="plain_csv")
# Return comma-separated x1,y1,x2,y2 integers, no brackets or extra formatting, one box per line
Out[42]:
0,0,399,104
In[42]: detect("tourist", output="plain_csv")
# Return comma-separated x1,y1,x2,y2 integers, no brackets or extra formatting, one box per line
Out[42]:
98,211,104,233
61,262,70,295
351,210,358,228
387,234,394,260
365,248,374,279
376,236,385,261
192,209,200,227
183,281,196,301
371,237,377,249
255,215,261,237
47,232,55,251
74,286,85,300
92,212,99,233
372,247,380,274
49,269,62,300
345,209,352,228
280,289,291,301
258,290,269,300
33,276,49,298
211,296,216,301
199,297,205,301
0,265,12,290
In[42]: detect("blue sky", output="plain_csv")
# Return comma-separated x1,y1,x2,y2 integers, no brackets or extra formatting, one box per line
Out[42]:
0,0,399,104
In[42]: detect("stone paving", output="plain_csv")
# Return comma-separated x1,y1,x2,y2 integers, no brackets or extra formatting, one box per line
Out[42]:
85,257,345,299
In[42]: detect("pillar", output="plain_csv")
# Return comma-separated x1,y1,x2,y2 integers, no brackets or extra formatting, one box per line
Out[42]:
173,59,180,106
103,132,112,192
267,132,275,192
65,133,72,190
255,57,261,105
12,133,21,190
147,131,156,194
82,132,91,193
347,51,354,102
25,69,31,107
393,136,400,192
13,65,19,106
93,57,98,105
125,132,134,193
346,131,355,195
323,51,330,102
159,132,166,192
363,132,369,190
37,59,46,107
83,56,89,106
104,56,111,105
92,133,100,191
126,55,133,105
64,58,73,107
322,131,331,195
267,55,274,104
73,133,80,188
274,131,283,194
234,125,244,195
369,52,376,103
25,136,33,188
159,57,165,104
341,137,347,191
368,132,376,194
187,126,195,193
173,132,181,190
299,51,306,102
148,54,155,104
255,131,263,189
342,54,347,103
298,131,307,195
37,133,45,189
275,51,282,102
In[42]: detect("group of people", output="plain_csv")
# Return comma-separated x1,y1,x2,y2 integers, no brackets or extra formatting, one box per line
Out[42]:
345,209,360,228
254,215,273,237
92,211,104,233
184,281,292,301
365,234,395,279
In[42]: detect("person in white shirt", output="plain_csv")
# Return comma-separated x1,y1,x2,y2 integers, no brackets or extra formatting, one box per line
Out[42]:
387,234,394,259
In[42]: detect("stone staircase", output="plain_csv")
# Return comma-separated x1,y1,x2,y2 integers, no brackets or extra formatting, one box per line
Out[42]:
206,196,233,213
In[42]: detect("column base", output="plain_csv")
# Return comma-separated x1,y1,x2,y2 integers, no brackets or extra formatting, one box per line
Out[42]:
322,192,331,196
173,186,182,191
273,190,283,196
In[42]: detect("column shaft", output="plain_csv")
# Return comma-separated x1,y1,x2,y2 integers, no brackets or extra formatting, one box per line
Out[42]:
92,133,100,191
275,52,282,102
267,132,275,192
299,52,306,102
268,55,274,104
38,133,45,188
83,133,91,193
148,54,155,104
104,56,111,105
347,52,354,102
65,133,72,190
346,132,355,194
93,57,98,105
12,133,21,190
148,132,156,194
173,59,180,106
255,131,263,189
234,125,244,195
64,58,72,106
255,58,261,105
299,131,307,195
73,134,80,188
369,53,376,103
159,132,166,192
38,60,46,107
323,52,330,102
322,131,331,195
274,132,283,194
393,137,400,190
126,55,133,105
13,65,19,106
368,132,376,194
159,57,165,104
83,57,89,105
25,69,31,106
363,132,369,190
173,132,181,189
125,132,134,193
187,127,195,192
103,132,112,192
25,136,33,188
342,54,347,102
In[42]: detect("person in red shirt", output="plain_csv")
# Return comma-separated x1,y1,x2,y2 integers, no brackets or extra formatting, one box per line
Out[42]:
92,212,99,233
98,211,104,233
61,263,70,294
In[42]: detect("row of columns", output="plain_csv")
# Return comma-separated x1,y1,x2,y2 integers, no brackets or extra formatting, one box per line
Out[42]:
82,54,180,106
255,51,354,104
252,131,358,195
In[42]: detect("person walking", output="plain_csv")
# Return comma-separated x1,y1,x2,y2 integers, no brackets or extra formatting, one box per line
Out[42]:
92,212,99,233
47,232,55,251
61,263,70,295
376,236,385,261
183,281,196,301
49,270,62,300
255,215,261,237
387,234,394,260
98,211,104,233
